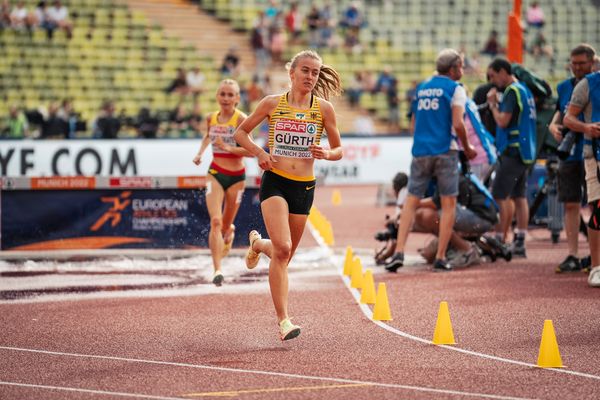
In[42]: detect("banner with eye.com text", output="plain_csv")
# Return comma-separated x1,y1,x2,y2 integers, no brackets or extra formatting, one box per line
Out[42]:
0,137,413,185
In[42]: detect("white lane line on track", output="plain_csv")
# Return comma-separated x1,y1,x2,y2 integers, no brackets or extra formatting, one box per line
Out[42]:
0,346,533,400
0,380,185,400
305,223,600,382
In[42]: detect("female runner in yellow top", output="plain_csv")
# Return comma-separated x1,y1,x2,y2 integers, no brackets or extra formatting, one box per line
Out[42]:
193,79,252,286
234,50,343,340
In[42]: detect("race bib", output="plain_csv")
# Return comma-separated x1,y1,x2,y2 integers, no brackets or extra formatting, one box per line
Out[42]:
209,125,236,155
272,119,318,159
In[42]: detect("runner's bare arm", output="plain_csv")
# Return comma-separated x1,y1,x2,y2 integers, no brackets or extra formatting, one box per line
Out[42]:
234,95,280,170
192,115,213,165
309,100,342,161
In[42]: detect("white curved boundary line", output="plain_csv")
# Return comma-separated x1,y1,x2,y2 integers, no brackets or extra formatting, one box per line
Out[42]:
0,346,532,400
305,222,600,382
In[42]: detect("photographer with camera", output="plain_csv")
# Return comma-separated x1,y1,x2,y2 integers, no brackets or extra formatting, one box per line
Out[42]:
549,44,596,273
486,58,537,258
374,172,407,265
564,45,600,287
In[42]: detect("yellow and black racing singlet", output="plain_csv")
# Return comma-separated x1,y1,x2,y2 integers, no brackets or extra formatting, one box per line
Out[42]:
268,93,324,159
209,109,242,159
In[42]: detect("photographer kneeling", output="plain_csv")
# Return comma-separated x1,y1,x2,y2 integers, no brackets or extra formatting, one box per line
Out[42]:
408,158,499,269
374,172,408,265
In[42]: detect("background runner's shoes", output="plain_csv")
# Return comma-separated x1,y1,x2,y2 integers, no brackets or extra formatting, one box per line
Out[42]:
212,272,224,286
245,230,262,269
279,318,301,341
222,224,235,258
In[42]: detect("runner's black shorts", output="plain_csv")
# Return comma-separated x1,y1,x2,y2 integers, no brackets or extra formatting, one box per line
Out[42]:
259,170,316,215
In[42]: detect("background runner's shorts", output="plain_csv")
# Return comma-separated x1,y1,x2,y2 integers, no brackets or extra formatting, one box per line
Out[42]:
259,170,316,215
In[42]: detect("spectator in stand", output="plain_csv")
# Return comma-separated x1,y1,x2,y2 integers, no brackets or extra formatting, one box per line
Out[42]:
269,24,285,66
220,46,241,77
481,30,504,57
250,12,269,78
346,71,363,108
46,0,72,39
186,67,206,99
10,1,34,34
318,3,334,48
189,101,203,137
170,103,190,134
405,80,418,120
526,1,545,29
166,67,189,96
529,31,554,61
284,2,301,45
2,105,29,138
264,0,279,23
460,44,481,77
373,66,396,94
41,102,69,139
57,99,78,138
306,5,321,48
93,100,121,139
136,107,160,139
341,2,366,32
0,1,10,31
387,77,400,131
246,74,265,111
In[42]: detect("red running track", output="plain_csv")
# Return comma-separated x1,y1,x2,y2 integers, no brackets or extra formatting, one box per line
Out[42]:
1,185,599,400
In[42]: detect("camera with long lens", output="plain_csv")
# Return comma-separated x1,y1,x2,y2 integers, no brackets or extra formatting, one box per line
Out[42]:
374,215,399,242
556,127,578,160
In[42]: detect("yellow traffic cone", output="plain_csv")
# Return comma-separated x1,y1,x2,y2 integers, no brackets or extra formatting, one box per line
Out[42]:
331,189,342,206
372,283,392,321
360,269,376,304
432,301,456,345
350,257,363,289
537,320,564,368
343,246,354,276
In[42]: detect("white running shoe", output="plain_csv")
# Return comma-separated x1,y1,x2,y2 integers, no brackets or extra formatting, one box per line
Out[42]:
245,230,262,269
279,318,301,341
588,266,600,287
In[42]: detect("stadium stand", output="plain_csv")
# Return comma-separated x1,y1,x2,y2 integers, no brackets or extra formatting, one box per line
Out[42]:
195,0,600,128
1,0,599,136
0,0,220,138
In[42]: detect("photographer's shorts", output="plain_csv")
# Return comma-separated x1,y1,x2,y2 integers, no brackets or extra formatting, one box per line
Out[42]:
491,147,528,199
408,150,459,197
259,169,316,215
452,205,493,235
558,160,585,203
584,157,600,203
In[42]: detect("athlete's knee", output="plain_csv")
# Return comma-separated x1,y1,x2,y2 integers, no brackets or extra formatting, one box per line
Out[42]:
210,216,223,231
272,241,292,262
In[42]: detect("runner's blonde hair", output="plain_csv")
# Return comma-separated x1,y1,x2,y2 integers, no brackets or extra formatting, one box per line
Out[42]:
287,50,343,100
